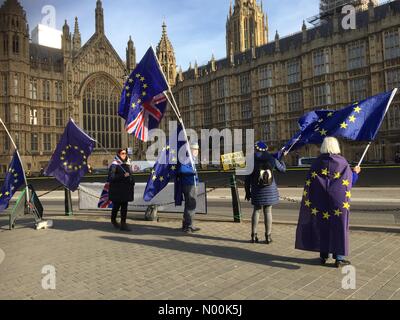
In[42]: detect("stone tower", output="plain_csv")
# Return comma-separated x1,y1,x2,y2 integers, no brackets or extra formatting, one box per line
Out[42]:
0,0,30,62
226,0,268,58
126,36,136,73
156,21,176,87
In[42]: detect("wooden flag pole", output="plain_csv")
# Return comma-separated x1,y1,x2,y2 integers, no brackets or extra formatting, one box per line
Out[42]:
357,88,398,167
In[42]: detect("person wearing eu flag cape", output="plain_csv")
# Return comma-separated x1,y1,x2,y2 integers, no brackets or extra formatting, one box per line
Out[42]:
295,137,361,268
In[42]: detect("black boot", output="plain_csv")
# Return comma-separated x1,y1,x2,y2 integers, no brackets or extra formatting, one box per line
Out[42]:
111,211,120,229
120,205,131,232
266,233,273,244
251,233,259,243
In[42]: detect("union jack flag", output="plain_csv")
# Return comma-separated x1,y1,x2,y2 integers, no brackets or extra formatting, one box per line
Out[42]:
119,47,169,142
97,157,123,209
126,93,167,141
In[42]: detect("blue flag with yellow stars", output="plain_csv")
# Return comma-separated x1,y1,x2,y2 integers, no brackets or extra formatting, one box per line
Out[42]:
279,90,396,157
45,119,95,192
295,154,353,256
143,123,186,204
0,151,25,212
276,110,334,159
119,46,169,142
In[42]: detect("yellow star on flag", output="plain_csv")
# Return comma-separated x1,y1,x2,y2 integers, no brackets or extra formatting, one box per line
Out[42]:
319,129,327,136
340,122,348,129
159,176,164,182
334,209,342,216
135,73,141,78
349,115,356,123
125,86,130,90
323,212,330,220
128,78,133,83
342,179,350,186
126,93,130,97
311,208,318,216
305,200,311,207
321,168,329,176
327,112,334,117
152,175,157,181
305,180,311,186
346,191,352,198
334,172,341,179
311,172,318,179
171,165,176,171
354,106,362,113
0,193,2,198
303,190,308,197
140,77,145,82
343,202,350,210
142,91,147,97
5,191,10,196
137,99,142,104
143,84,148,89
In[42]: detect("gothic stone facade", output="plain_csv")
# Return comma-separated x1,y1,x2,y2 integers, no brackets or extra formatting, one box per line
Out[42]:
171,1,400,165
0,0,139,174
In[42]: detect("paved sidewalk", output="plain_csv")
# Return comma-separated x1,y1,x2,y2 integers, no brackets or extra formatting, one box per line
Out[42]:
0,215,400,300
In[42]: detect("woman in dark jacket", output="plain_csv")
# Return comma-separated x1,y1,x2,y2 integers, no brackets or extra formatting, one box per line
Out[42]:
109,148,135,231
245,141,286,244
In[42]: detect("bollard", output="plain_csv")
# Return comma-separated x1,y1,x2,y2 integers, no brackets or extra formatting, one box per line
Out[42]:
64,187,73,216
230,174,242,223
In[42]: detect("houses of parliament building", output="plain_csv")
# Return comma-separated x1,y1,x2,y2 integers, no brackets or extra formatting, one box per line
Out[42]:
170,0,400,165
0,0,400,174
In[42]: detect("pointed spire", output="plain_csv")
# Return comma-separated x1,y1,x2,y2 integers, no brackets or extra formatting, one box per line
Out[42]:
210,54,216,72
157,20,176,87
229,0,233,17
73,17,81,52
194,60,199,78
275,30,280,52
126,35,136,72
178,66,183,82
302,20,307,43
95,0,104,34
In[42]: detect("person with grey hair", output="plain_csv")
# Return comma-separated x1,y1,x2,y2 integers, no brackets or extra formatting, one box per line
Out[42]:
179,142,200,233
295,137,361,268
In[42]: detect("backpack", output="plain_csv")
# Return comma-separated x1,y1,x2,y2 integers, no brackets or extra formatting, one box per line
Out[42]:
253,158,275,187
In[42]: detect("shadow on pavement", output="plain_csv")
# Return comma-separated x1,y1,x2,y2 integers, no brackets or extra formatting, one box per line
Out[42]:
100,235,319,270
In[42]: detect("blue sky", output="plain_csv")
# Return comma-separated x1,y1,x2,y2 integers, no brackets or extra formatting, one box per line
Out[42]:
10,0,329,68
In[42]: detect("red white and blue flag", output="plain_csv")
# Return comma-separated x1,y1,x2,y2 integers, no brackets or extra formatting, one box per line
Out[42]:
97,157,123,209
118,47,169,142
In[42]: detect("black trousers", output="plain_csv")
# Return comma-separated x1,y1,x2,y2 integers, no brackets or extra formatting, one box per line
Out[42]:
111,202,128,223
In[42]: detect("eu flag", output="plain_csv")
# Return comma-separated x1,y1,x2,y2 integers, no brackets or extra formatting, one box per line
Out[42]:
45,119,95,192
0,151,25,212
143,123,186,204
277,110,335,159
119,47,169,142
280,90,397,156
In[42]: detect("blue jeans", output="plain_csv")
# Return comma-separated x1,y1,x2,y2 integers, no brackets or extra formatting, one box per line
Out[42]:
320,253,345,261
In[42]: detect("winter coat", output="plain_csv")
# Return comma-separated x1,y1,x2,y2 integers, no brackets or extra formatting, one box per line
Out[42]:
108,160,135,203
245,152,286,206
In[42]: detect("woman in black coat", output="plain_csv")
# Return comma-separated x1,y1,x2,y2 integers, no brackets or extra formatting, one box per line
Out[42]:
109,149,135,231
245,141,286,244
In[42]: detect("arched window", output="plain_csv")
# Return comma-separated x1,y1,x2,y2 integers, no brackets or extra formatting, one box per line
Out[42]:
12,34,19,54
82,75,122,150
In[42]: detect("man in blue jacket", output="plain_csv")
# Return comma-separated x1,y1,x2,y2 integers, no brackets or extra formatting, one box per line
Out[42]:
180,142,200,233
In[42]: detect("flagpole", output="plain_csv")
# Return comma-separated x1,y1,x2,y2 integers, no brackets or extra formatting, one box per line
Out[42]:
0,118,30,201
357,88,398,167
150,46,198,185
